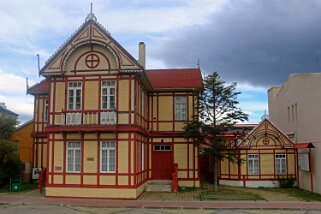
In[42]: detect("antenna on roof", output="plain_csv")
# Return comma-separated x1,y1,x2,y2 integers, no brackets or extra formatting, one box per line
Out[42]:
37,54,40,77
26,77,29,95
197,58,200,68
86,2,97,21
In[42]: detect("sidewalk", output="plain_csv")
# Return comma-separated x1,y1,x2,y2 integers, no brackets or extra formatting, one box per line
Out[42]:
1,191,321,210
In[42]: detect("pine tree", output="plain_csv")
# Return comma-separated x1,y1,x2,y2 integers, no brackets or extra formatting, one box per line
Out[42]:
184,71,248,191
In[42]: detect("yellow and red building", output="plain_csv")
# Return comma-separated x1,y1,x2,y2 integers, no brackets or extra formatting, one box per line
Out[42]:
219,119,297,187
27,13,202,198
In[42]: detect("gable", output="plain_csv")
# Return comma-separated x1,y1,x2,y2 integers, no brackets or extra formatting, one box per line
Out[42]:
41,19,142,76
238,119,293,149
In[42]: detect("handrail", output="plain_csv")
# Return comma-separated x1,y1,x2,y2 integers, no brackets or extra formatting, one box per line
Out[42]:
172,163,178,192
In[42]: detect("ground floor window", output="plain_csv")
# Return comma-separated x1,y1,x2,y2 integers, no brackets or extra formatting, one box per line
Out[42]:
66,142,81,172
153,145,172,151
100,141,116,172
248,154,259,175
275,154,286,175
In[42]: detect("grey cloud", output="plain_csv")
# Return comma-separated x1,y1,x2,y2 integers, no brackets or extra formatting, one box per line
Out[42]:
152,0,321,87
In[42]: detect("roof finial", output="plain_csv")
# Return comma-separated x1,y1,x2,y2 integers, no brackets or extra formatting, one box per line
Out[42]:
261,110,269,120
86,2,97,21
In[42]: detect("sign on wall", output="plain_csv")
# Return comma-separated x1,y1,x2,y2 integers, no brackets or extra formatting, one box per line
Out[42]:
298,153,310,171
32,168,42,179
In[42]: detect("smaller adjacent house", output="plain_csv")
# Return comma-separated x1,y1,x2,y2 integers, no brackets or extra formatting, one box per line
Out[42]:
11,120,34,183
219,119,297,187
0,102,18,118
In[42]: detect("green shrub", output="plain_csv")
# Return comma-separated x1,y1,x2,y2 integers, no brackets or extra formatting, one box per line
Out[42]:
0,140,22,185
278,176,296,188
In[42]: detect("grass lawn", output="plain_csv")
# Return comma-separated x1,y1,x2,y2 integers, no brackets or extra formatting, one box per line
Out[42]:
201,186,264,201
260,187,321,202
0,183,38,193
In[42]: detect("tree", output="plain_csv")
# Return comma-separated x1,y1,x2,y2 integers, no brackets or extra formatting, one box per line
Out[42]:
0,115,21,186
184,71,248,191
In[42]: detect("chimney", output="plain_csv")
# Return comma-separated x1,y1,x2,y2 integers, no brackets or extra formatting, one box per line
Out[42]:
138,42,146,68
0,102,6,109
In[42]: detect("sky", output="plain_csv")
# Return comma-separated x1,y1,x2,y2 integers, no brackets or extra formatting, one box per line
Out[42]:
0,0,320,123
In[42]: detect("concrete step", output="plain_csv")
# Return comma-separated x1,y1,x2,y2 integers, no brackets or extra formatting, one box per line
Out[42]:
145,180,172,192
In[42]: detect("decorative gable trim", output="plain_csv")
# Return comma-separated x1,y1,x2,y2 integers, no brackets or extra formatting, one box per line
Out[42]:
238,119,294,149
40,18,142,76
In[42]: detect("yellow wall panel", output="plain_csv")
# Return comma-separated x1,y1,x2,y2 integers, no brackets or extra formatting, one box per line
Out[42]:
53,175,63,184
174,122,184,131
55,134,63,140
178,171,187,178
83,175,97,185
84,141,97,173
65,175,81,184
84,81,98,110
260,154,274,174
189,144,194,168
174,144,187,169
118,141,128,173
287,152,295,174
118,176,128,185
54,141,64,172
84,133,96,139
66,133,81,139
100,133,116,139
158,122,172,131
99,175,116,185
55,82,65,111
158,96,173,121
118,113,129,124
46,187,139,198
119,80,129,111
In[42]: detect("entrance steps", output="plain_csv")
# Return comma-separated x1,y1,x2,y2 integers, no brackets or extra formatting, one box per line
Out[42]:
145,180,172,192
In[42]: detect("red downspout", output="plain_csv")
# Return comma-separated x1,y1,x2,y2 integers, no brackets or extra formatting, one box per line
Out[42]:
309,148,313,192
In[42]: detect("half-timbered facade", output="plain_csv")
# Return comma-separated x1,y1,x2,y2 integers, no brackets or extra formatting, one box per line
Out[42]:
27,13,202,198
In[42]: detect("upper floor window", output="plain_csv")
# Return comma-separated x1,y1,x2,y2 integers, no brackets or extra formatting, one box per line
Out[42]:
44,99,48,122
66,141,81,172
142,92,145,117
175,96,187,120
275,154,286,175
248,154,259,175
101,80,116,110
68,82,82,110
100,141,116,172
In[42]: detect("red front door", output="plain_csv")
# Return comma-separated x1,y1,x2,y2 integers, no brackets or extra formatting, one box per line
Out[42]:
152,144,173,179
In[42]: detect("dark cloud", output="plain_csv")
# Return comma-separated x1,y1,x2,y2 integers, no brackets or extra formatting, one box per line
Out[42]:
153,0,321,87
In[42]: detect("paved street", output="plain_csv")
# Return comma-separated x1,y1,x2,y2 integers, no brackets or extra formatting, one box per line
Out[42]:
1,204,321,214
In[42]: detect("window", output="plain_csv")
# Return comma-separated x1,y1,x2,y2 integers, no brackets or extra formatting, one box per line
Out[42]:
175,96,187,120
141,92,145,117
153,145,172,151
248,154,259,175
141,143,145,170
275,154,286,175
100,141,116,172
101,80,116,110
44,99,48,122
66,142,81,172
68,82,82,110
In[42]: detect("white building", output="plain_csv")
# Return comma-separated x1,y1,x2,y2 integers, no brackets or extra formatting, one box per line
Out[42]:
268,73,321,194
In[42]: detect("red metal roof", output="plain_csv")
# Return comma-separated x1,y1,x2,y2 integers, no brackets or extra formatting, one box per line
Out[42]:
27,80,49,95
145,68,203,89
293,143,315,149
